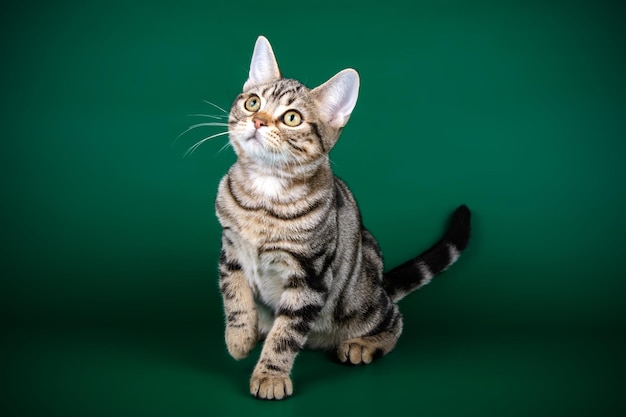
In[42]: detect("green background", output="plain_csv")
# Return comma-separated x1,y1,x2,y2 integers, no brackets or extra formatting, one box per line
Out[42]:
3,0,625,415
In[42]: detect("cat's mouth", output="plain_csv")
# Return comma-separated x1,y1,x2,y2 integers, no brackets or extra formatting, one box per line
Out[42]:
247,131,265,145
247,134,260,142
243,133,267,154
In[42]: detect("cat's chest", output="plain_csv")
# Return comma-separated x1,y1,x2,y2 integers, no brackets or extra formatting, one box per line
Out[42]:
225,229,290,310
249,173,287,199
216,176,301,243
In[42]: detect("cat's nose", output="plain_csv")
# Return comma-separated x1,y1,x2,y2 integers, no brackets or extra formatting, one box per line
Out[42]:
253,116,268,129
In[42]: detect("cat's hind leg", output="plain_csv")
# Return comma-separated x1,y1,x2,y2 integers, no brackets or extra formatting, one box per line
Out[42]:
336,305,403,365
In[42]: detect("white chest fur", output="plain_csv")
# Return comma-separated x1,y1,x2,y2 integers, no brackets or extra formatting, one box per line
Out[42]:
249,172,286,199
226,230,288,310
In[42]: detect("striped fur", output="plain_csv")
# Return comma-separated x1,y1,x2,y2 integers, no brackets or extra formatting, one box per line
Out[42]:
215,36,471,400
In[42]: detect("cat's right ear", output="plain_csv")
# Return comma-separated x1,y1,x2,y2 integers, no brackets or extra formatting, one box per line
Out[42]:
243,36,282,90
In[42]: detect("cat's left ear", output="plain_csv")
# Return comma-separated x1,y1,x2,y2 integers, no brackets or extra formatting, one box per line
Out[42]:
243,36,282,90
311,69,360,129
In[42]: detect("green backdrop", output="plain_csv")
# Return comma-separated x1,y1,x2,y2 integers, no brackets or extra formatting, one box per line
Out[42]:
3,0,625,416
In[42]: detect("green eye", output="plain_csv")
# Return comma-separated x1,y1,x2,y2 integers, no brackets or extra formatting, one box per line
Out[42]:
244,95,261,112
282,110,302,127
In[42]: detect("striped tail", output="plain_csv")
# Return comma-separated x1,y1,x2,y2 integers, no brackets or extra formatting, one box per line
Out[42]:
383,205,471,302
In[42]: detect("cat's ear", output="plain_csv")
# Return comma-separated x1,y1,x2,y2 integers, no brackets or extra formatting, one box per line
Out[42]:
311,69,360,129
243,36,282,90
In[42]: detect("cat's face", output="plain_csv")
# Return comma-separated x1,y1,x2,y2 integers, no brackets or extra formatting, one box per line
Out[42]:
228,36,359,168
229,79,327,166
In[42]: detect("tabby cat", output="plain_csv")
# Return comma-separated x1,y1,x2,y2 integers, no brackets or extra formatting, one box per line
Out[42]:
215,36,471,400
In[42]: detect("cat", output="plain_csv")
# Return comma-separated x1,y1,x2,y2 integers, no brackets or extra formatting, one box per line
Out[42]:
214,36,471,400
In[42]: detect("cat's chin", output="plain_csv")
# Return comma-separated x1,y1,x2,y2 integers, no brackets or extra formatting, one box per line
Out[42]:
240,146,286,167
236,137,282,165
237,134,263,153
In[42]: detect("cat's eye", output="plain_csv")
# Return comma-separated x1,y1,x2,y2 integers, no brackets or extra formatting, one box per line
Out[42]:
282,110,302,127
244,95,261,112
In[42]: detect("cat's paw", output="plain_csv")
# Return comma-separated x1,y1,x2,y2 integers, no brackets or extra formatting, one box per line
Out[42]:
250,372,293,400
225,325,258,360
337,339,381,365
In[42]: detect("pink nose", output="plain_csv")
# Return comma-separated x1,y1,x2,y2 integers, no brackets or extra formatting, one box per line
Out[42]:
253,117,267,129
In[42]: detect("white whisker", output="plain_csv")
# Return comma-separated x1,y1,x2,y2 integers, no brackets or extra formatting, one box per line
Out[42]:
188,113,227,120
217,141,232,154
175,122,229,145
203,100,228,114
184,131,230,157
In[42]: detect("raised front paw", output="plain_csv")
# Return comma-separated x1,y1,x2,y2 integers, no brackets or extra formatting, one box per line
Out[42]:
250,372,293,400
225,324,258,360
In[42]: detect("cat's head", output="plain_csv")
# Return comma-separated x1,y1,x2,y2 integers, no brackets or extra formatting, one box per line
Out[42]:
228,36,359,167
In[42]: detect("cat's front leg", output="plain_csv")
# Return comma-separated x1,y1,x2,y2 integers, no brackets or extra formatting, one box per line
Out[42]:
250,283,326,400
219,246,258,360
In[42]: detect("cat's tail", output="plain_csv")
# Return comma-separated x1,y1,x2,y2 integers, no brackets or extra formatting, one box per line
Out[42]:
382,205,471,303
